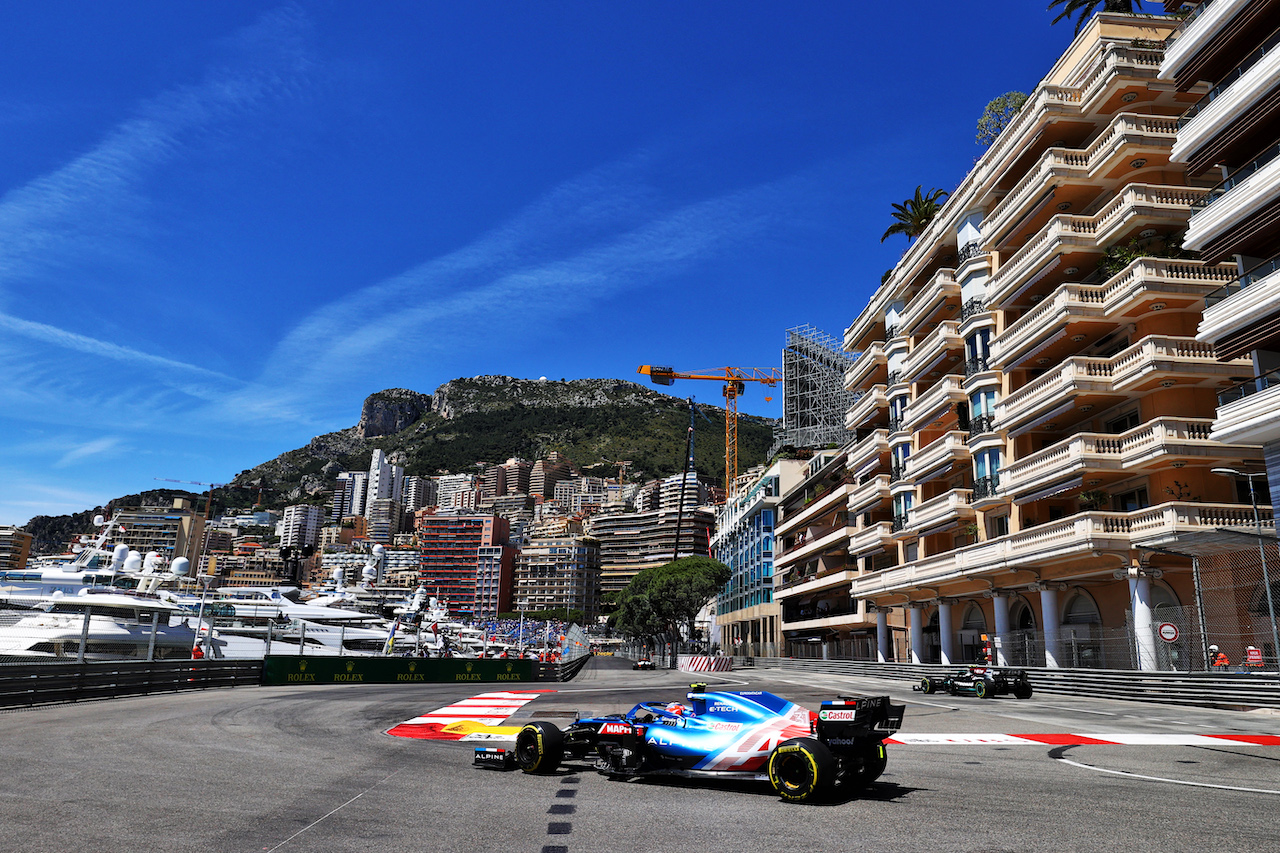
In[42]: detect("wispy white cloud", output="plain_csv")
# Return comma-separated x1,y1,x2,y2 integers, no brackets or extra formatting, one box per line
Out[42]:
0,7,315,433
231,154,818,422
54,436,126,469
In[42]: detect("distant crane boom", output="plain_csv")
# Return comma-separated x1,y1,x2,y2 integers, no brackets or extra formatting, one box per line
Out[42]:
637,364,781,493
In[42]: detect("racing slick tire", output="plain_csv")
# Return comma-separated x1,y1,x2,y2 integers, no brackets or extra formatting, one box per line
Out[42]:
515,722,565,774
847,741,889,787
974,678,993,699
919,676,936,694
1014,683,1033,700
768,737,835,803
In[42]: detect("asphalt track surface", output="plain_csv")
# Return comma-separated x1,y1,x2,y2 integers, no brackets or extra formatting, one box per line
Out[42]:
2,656,1279,853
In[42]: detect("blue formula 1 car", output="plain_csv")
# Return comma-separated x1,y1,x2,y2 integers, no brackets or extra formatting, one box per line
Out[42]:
509,683,904,802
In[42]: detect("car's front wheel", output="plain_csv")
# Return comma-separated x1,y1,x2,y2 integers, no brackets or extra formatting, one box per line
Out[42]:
768,737,834,803
515,722,564,774
974,678,993,699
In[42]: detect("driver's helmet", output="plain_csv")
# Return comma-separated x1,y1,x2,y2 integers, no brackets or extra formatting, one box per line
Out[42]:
664,702,689,716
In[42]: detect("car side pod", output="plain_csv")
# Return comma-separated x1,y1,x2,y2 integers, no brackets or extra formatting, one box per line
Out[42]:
515,721,565,774
768,737,835,803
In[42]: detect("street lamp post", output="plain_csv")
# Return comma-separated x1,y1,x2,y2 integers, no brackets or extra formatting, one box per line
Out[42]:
1213,467,1280,671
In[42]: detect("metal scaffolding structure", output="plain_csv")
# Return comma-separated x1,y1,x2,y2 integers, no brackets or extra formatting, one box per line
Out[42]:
769,324,860,456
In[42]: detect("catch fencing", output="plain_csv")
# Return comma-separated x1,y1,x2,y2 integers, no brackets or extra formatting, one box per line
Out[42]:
737,656,1280,711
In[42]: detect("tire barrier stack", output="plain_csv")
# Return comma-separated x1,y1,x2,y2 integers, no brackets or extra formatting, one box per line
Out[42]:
677,655,733,672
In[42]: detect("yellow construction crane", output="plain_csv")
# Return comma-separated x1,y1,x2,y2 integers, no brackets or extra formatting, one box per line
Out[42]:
637,364,781,491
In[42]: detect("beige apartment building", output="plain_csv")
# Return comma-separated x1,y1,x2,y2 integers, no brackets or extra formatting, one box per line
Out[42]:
835,13,1266,670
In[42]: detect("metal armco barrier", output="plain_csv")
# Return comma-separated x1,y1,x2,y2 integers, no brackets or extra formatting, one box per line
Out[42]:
742,657,1280,710
0,660,263,709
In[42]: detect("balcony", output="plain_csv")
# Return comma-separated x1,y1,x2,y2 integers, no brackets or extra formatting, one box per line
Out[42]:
777,484,848,538
848,521,894,557
846,384,888,430
905,431,971,484
986,185,1211,309
845,342,887,391
849,502,1271,598
960,297,987,323
898,268,960,335
996,336,1246,432
901,320,963,381
847,474,891,515
782,524,855,567
1173,24,1280,162
1184,144,1280,256
972,475,1000,502
968,413,997,439
902,375,967,431
983,113,1179,245
991,258,1236,369
846,429,889,477
904,488,975,536
1213,370,1280,446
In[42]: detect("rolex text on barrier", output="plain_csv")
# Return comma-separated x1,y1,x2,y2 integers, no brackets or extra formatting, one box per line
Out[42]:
262,656,536,685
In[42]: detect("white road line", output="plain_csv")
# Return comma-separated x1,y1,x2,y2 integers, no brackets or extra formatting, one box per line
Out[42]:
264,768,405,851
1054,755,1280,795
1035,703,1118,717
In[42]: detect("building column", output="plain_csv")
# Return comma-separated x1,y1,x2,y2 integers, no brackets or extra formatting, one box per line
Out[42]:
875,607,890,663
1034,583,1064,668
990,591,1010,666
937,600,955,665
908,604,924,664
1121,567,1161,672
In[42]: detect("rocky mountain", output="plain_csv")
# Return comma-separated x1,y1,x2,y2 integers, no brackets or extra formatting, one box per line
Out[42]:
228,376,776,507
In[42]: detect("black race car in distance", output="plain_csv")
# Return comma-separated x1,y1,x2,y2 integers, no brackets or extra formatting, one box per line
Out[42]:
917,665,1033,699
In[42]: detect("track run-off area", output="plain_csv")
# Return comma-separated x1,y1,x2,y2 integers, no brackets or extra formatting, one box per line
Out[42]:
2,655,1279,853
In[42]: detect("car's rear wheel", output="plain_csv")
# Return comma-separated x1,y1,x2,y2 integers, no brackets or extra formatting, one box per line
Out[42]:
768,737,834,803
1014,683,1033,700
920,676,935,694
515,722,564,774
974,678,993,699
847,741,888,787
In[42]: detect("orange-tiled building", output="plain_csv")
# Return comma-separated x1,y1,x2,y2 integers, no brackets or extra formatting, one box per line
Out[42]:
832,13,1267,670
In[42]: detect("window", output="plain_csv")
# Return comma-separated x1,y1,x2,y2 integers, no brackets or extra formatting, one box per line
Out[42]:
989,515,1009,537
974,448,1001,481
1112,487,1149,512
965,328,991,364
970,388,998,417
1105,410,1139,434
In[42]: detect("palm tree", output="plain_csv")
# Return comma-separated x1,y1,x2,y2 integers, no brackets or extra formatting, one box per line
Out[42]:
880,186,949,244
1048,0,1145,36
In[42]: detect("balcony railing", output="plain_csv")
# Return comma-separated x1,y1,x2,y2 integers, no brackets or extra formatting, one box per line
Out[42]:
1218,368,1280,407
888,416,904,433
1191,142,1280,213
965,356,990,377
960,297,987,322
958,240,983,265
969,413,997,438
1204,254,1280,308
889,462,907,484
972,475,1000,500
891,514,909,533
1178,26,1280,129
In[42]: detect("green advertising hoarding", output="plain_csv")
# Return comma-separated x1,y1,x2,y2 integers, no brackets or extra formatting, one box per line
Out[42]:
262,655,537,685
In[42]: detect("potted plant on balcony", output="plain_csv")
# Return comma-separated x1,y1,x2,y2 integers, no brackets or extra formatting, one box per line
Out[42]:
1079,489,1110,511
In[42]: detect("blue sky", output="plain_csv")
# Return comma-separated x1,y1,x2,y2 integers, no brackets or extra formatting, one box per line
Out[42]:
0,1,1095,525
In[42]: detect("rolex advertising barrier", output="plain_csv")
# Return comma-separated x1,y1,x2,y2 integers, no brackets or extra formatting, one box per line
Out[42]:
262,656,539,685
